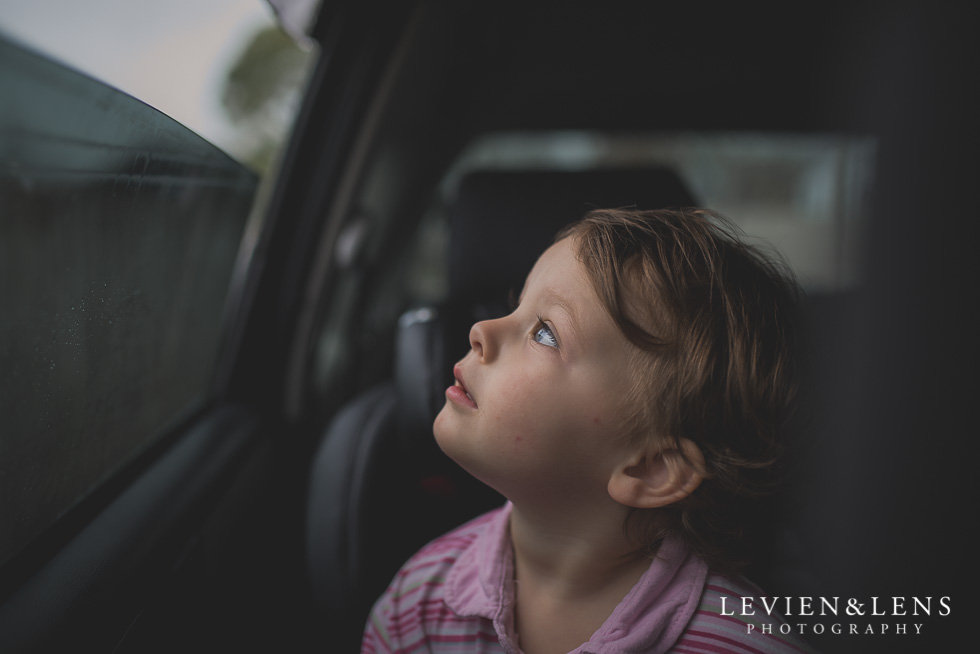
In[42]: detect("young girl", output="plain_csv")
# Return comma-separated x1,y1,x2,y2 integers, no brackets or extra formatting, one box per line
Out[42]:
362,209,813,653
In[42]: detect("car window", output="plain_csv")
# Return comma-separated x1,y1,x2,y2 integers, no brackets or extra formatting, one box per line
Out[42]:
0,2,316,569
411,131,876,301
0,0,316,169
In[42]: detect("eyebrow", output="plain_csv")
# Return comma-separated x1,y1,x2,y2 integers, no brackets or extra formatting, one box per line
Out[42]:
517,277,581,341
540,290,580,339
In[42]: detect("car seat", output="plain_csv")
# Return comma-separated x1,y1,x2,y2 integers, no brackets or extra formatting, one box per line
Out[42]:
305,167,698,649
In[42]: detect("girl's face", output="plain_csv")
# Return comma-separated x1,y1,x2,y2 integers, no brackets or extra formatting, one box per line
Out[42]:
434,237,639,508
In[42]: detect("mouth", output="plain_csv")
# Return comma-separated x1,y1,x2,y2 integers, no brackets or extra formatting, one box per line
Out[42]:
446,364,478,409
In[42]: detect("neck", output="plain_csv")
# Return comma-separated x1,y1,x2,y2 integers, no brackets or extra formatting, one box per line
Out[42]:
507,499,653,654
508,498,649,599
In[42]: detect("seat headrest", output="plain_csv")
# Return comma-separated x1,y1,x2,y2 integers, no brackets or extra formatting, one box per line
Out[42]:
447,168,697,304
395,307,443,439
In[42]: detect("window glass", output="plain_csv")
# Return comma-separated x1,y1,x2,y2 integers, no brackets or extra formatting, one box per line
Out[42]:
0,0,316,171
0,0,315,567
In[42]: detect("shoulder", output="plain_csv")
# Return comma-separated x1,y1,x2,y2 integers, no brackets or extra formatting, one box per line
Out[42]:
414,507,500,562
669,574,817,654
377,507,500,603
362,507,505,653
387,507,501,596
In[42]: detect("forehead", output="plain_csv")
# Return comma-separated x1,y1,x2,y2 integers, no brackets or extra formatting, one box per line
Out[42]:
524,238,611,331
524,238,588,297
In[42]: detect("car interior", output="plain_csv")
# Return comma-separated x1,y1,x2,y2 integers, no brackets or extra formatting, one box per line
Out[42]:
1,1,976,653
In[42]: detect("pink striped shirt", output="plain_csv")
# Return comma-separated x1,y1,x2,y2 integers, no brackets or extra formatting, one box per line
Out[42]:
363,505,813,654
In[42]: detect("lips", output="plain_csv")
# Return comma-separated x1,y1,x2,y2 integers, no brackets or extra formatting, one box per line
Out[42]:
446,364,478,409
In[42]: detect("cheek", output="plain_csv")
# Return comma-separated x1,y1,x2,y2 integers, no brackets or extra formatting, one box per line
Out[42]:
486,377,557,440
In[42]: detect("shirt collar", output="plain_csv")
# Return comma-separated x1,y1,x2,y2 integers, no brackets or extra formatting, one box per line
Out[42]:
445,503,708,654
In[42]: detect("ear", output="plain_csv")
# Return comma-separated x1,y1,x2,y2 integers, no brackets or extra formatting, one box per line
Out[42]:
607,438,705,509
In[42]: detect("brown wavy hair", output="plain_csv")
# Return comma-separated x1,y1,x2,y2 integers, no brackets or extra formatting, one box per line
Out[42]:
558,208,804,573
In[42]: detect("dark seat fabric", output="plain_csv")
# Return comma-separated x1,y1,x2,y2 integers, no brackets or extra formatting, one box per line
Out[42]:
305,167,699,648
305,308,500,652
449,168,699,308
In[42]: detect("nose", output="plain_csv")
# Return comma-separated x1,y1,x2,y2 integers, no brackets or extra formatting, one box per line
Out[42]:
469,317,501,362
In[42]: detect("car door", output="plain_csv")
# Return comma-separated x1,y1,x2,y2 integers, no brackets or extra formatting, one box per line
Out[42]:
0,1,415,650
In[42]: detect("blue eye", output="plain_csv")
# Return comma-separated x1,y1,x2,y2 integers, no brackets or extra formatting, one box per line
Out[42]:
533,320,558,348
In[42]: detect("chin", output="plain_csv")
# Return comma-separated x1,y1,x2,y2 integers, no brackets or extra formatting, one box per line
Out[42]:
432,401,448,432
432,404,457,454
